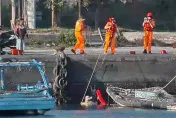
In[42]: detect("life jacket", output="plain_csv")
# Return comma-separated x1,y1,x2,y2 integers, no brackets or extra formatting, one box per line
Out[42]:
143,19,155,31
75,19,84,32
105,21,116,35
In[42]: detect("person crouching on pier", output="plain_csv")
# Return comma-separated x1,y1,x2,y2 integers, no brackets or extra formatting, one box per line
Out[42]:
15,18,28,55
71,17,87,55
104,17,119,55
142,12,155,54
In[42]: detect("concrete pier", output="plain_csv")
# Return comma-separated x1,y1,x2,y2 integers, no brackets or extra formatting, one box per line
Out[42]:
1,47,176,103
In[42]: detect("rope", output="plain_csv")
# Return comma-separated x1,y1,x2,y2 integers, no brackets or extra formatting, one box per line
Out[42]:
80,26,120,103
80,27,106,103
157,75,176,92
81,53,101,103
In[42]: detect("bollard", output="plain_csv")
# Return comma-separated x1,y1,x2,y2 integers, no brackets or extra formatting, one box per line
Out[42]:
130,51,136,54
161,50,166,54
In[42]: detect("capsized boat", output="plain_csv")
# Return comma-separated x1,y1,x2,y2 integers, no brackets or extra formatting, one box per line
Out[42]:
0,59,55,114
106,84,175,109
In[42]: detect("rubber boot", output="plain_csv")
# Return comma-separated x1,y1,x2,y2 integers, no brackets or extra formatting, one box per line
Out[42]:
80,51,85,54
71,49,76,54
143,49,147,54
104,51,107,55
18,50,20,55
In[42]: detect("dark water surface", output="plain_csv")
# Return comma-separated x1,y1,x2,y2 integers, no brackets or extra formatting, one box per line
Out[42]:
1,106,176,118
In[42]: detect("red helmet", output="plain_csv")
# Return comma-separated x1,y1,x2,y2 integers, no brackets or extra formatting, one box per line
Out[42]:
109,17,115,22
147,12,152,17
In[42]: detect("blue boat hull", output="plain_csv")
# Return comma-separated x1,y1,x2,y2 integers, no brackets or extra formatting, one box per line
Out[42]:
0,97,55,110
0,59,55,113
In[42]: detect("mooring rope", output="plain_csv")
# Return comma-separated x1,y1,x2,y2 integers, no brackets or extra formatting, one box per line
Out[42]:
81,53,101,103
81,27,110,103
80,26,122,103
157,75,176,92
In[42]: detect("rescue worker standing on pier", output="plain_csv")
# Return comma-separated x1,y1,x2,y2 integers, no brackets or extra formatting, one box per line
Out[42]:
71,17,86,54
142,12,155,54
104,17,119,54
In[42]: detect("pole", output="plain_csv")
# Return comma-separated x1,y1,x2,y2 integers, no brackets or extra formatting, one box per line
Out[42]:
0,67,4,90
0,0,2,28
18,0,20,18
22,0,23,18
26,0,36,29
51,0,55,28
23,0,27,27
11,0,16,30
78,0,81,18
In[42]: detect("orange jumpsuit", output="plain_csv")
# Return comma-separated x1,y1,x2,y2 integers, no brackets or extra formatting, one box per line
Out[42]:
72,19,85,53
143,19,155,52
104,21,117,54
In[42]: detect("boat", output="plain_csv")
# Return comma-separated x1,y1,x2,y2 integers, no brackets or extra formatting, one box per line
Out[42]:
106,84,175,109
167,105,176,110
0,30,16,55
0,59,55,115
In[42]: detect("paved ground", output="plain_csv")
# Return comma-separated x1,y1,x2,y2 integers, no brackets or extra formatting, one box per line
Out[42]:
3,46,176,55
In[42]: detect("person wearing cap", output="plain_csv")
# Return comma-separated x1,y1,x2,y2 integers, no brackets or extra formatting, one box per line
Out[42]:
15,17,28,55
104,17,118,54
142,12,155,54
71,17,86,54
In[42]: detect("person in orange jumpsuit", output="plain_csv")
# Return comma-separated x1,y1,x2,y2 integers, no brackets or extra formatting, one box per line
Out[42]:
142,12,155,54
104,17,118,54
71,17,86,54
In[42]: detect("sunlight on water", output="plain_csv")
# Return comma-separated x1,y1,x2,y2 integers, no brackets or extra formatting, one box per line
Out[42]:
5,106,176,118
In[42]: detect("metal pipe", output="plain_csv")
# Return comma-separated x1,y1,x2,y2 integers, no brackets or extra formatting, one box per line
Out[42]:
0,67,4,90
32,59,48,88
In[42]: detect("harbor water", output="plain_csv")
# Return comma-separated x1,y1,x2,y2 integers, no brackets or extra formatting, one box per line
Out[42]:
1,107,176,118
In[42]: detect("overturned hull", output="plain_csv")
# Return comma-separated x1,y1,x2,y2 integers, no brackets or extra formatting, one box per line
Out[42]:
106,85,175,109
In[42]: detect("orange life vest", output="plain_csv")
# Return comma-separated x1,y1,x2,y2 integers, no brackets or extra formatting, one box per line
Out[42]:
143,19,155,31
75,19,84,32
105,22,116,35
